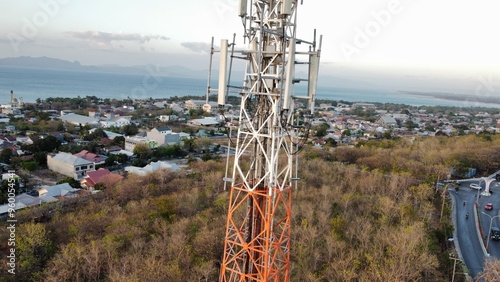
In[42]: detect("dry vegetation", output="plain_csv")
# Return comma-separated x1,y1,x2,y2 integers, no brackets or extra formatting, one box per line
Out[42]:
2,134,500,281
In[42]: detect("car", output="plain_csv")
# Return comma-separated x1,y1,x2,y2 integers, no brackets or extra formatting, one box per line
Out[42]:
491,227,500,240
470,183,481,190
485,203,494,210
26,190,39,197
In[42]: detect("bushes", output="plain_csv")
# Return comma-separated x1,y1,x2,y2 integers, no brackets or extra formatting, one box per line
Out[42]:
6,135,495,280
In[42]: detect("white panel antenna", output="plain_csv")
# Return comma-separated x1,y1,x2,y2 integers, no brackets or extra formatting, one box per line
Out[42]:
283,38,295,110
218,39,228,106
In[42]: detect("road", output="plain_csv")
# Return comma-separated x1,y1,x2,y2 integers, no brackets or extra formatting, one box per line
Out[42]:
451,179,500,279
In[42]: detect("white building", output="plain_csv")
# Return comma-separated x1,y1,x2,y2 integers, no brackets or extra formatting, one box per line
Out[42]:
38,183,80,198
124,136,157,152
185,100,206,110
188,117,222,127
169,103,184,113
47,152,95,180
376,115,398,127
202,102,220,113
125,161,180,176
146,127,180,146
59,113,99,126
89,128,124,139
100,116,132,128
158,115,178,122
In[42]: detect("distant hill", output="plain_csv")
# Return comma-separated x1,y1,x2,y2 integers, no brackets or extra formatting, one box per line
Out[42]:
0,56,98,71
0,56,380,90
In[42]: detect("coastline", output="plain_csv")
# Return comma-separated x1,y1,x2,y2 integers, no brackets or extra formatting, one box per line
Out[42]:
1,65,499,109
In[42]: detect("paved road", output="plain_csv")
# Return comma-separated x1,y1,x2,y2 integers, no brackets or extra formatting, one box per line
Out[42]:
451,179,500,279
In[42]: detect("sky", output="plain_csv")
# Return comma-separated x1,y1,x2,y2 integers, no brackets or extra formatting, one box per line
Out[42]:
0,0,499,94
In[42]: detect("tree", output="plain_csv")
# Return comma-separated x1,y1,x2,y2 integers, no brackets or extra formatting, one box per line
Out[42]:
104,155,117,167
33,151,48,167
109,136,125,148
133,143,152,159
383,130,393,139
0,148,13,164
17,223,55,281
122,124,138,136
342,129,351,137
84,128,107,141
314,122,330,138
183,138,196,152
194,138,213,153
56,177,81,188
325,138,337,147
477,258,500,281
405,119,418,129
22,161,39,174
114,153,129,164
26,135,61,153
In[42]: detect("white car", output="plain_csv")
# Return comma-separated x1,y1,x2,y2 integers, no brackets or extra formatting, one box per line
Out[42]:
470,183,481,190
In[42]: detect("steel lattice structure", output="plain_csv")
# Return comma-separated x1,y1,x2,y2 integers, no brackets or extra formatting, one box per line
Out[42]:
217,1,321,281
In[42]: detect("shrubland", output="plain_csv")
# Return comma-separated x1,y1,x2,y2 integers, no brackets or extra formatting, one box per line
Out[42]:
2,134,500,281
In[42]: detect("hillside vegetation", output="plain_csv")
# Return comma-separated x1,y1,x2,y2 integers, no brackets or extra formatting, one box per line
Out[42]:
3,134,500,281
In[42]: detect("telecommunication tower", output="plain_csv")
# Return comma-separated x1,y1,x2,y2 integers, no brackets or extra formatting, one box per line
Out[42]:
210,0,321,281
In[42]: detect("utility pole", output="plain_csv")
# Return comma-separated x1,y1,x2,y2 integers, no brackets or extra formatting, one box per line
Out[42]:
449,256,461,282
481,212,500,252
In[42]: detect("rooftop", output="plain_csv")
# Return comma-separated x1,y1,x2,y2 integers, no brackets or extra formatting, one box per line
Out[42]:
50,152,94,166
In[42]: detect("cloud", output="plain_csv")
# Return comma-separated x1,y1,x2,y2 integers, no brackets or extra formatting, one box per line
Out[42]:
181,42,212,53
65,31,169,44
0,34,35,44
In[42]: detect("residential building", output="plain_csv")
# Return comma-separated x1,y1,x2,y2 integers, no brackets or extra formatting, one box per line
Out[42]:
376,115,398,127
185,100,206,110
0,194,40,216
158,115,178,122
154,101,168,108
47,152,95,180
353,103,376,109
59,113,99,126
38,183,80,198
169,103,184,112
124,136,157,152
100,115,132,128
125,161,180,176
74,150,106,165
202,101,219,113
147,127,180,146
80,168,124,190
88,110,101,118
88,128,124,139
15,136,29,144
2,107,22,115
188,117,222,126
5,125,15,132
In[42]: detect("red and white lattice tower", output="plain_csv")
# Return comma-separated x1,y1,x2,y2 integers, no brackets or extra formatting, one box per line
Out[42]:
215,1,321,281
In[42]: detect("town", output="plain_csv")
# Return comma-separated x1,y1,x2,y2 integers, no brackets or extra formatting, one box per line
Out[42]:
1,91,499,215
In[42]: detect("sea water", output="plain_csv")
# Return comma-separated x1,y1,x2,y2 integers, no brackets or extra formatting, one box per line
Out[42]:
0,65,494,108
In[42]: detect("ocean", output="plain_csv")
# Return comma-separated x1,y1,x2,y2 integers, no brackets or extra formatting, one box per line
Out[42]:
0,65,494,108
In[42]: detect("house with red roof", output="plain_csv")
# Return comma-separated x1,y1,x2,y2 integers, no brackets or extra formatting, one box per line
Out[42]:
81,168,123,190
74,150,106,165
